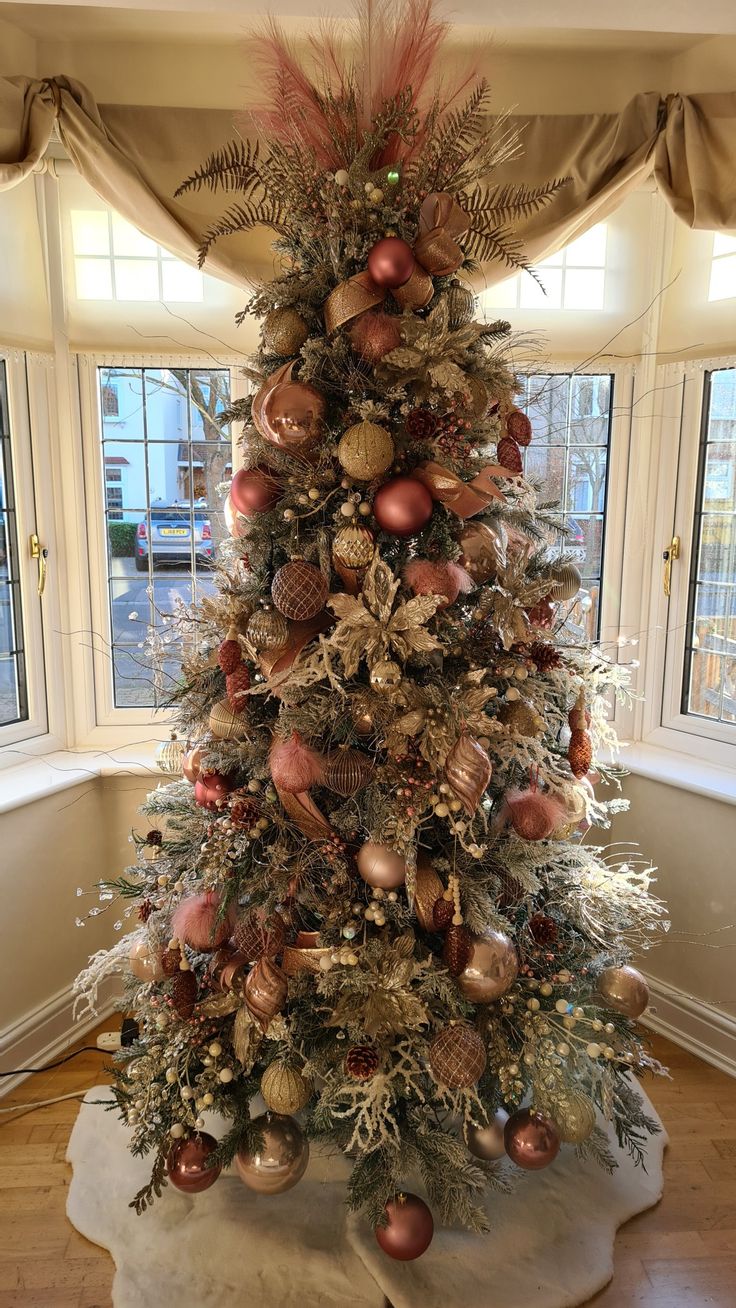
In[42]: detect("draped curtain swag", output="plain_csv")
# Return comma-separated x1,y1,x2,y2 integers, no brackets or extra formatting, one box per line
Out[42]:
2,75,736,290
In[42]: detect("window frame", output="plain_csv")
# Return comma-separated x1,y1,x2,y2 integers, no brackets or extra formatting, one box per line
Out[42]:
77,353,245,732
632,356,736,770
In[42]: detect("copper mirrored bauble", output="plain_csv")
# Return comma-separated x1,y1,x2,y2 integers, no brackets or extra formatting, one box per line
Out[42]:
128,938,164,983
504,1108,560,1170
357,841,406,889
459,520,508,584
467,1110,509,1160
235,1113,309,1194
597,965,649,1019
456,930,519,1003
254,363,325,453
166,1133,221,1193
375,1193,434,1261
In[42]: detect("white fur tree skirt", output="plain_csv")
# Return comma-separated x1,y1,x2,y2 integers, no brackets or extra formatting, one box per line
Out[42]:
67,1086,666,1308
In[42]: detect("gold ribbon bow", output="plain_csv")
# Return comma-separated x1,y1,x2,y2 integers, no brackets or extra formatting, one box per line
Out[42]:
324,191,469,334
414,461,514,518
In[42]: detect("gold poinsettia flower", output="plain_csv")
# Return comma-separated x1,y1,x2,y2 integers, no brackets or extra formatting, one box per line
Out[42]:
326,553,444,678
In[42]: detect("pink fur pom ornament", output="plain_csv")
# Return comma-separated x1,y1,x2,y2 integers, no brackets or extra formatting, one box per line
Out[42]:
404,559,474,608
505,787,567,842
269,731,324,793
172,892,235,952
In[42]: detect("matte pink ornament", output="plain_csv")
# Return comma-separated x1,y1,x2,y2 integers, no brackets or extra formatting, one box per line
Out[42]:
367,237,416,289
166,1133,222,1193
403,559,473,608
229,466,281,516
172,891,235,952
505,787,566,841
356,841,407,889
375,1193,434,1260
373,477,434,537
194,771,233,811
269,731,325,793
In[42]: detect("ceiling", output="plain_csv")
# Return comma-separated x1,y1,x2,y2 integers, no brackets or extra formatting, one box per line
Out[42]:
1,0,733,46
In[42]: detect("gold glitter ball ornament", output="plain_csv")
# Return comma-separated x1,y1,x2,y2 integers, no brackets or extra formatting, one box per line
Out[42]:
209,698,249,740
550,1090,596,1143
369,658,402,692
429,1023,487,1089
271,560,328,621
338,421,395,481
262,307,309,356
246,605,289,652
498,698,545,737
332,523,375,569
260,1062,312,1115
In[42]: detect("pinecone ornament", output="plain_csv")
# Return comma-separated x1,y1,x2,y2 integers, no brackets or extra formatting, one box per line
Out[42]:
530,641,561,672
568,729,592,779
226,662,251,712
138,899,154,923
345,1044,380,1080
506,408,533,446
161,945,182,976
529,912,558,946
433,895,454,931
229,794,260,830
218,633,243,675
171,969,197,1019
497,434,523,474
443,923,472,977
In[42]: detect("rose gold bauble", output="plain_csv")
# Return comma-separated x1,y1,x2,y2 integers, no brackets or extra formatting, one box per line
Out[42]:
356,841,407,889
444,731,492,815
271,560,328,621
457,930,519,1003
429,1023,487,1089
367,237,415,289
182,744,204,784
413,852,443,931
166,1133,221,1194
373,477,433,537
194,771,233,811
375,1193,434,1261
255,363,325,453
597,965,649,1019
128,938,164,983
230,466,281,517
459,520,508,583
348,311,402,363
224,493,246,539
467,1110,509,1160
235,1113,309,1194
504,1108,560,1170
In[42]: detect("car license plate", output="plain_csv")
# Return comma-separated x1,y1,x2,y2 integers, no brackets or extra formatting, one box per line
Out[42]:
160,527,188,536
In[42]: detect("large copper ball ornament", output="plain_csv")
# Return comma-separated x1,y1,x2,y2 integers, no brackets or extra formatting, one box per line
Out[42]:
597,965,649,1019
457,930,519,1004
467,1110,509,1160
194,771,233,811
504,1108,560,1170
356,841,407,889
182,744,204,784
254,363,325,454
128,938,164,982
230,466,281,517
367,237,415,290
166,1133,221,1193
348,311,402,363
235,1113,309,1195
375,1192,434,1261
459,520,508,584
373,477,433,537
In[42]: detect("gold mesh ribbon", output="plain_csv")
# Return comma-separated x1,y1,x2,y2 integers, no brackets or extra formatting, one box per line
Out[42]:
324,191,469,332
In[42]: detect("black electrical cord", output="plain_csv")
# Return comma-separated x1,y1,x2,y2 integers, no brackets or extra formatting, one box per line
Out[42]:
0,1046,106,1077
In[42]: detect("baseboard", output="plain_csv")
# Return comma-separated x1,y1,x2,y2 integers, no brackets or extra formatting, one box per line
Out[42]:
0,976,122,1098
642,974,736,1079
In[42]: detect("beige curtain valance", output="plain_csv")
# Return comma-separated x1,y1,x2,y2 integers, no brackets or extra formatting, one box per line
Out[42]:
2,75,735,290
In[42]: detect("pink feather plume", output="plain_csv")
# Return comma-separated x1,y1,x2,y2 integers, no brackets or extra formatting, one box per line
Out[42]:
505,788,567,842
269,731,325,793
172,892,235,951
404,558,474,607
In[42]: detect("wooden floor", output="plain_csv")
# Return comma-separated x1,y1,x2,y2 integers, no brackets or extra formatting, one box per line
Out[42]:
0,1024,735,1307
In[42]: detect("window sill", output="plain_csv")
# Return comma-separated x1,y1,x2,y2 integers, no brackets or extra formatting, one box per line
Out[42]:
0,743,162,814
614,741,736,806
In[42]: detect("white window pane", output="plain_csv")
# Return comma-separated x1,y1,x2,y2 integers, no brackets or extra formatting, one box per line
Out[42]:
75,257,113,300
709,254,736,302
162,260,204,302
713,232,736,257
480,277,519,311
564,224,607,268
563,267,605,311
114,259,159,301
520,268,562,309
111,214,157,257
71,210,110,256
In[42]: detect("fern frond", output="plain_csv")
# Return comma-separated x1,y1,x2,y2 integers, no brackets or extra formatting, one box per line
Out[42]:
176,138,261,196
197,198,286,266
463,178,568,222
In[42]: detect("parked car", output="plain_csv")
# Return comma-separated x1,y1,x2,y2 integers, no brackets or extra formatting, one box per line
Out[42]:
135,508,213,571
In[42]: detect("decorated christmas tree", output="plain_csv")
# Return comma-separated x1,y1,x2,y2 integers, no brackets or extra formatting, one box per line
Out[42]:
75,1,667,1260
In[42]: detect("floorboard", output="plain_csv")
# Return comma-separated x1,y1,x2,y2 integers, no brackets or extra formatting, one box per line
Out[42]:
1,1023,734,1307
